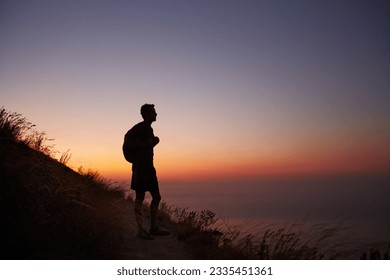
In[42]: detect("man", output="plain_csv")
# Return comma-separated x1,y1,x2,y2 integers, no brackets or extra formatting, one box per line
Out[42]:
124,104,169,240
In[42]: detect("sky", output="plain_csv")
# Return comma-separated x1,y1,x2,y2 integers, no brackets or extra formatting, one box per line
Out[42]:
1,0,389,182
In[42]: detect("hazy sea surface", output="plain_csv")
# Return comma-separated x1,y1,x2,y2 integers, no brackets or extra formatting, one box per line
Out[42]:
158,175,390,258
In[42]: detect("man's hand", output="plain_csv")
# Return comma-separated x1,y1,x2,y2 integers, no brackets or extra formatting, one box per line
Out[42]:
153,136,160,146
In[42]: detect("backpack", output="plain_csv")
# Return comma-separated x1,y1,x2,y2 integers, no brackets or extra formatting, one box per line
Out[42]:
122,130,138,163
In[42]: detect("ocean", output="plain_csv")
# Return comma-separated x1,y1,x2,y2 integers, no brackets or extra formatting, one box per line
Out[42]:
156,175,390,258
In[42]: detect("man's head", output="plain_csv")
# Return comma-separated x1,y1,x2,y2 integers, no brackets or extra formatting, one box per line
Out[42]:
141,103,157,123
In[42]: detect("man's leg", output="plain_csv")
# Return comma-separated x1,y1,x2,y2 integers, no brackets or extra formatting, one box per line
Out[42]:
149,190,169,235
149,190,161,230
134,190,154,239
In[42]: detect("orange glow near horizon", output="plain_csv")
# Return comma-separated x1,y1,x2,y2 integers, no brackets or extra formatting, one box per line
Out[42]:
94,143,390,183
48,116,390,184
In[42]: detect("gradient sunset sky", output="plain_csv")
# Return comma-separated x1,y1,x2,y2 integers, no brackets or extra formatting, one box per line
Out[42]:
1,0,389,182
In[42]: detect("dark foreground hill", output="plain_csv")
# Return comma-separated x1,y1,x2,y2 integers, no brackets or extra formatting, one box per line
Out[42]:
1,136,128,259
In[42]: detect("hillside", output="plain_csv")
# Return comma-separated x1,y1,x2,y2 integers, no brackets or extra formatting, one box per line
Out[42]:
0,108,191,259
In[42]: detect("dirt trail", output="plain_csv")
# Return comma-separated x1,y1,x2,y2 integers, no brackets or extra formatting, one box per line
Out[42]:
119,230,193,259
117,200,193,260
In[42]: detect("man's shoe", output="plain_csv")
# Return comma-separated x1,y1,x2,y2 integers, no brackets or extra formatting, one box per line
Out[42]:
137,229,155,240
150,226,170,236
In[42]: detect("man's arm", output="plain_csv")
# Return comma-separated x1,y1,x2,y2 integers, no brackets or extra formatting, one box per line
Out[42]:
126,128,159,148
126,124,159,148
125,133,153,148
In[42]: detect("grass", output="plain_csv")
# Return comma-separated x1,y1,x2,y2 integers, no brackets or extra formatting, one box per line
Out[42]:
160,204,326,259
1,106,388,259
0,107,53,156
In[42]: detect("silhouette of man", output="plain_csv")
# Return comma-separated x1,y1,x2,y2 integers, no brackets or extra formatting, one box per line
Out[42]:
125,104,169,240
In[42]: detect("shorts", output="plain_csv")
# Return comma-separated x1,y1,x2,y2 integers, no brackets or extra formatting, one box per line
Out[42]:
131,161,159,193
